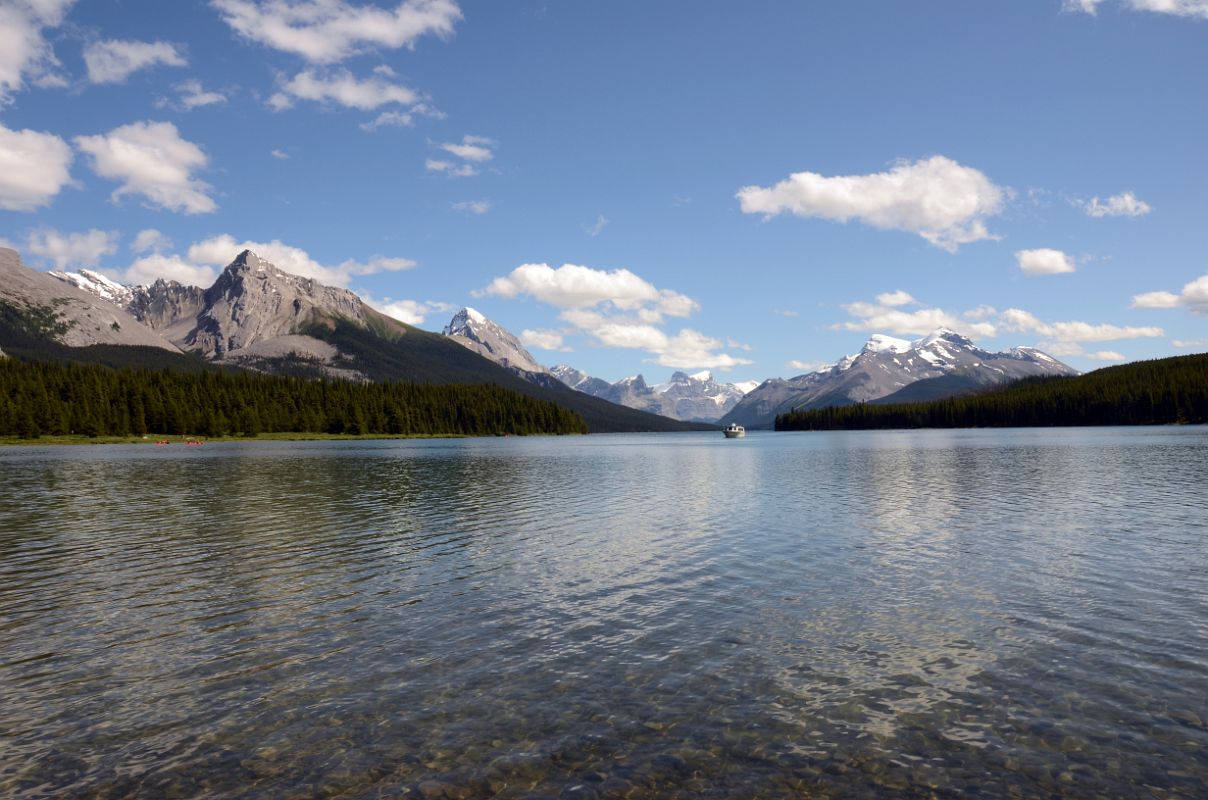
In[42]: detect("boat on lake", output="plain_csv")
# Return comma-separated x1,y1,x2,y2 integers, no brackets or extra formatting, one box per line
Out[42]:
723,423,745,438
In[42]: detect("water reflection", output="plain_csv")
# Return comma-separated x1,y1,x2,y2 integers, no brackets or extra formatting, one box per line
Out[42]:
1,429,1206,798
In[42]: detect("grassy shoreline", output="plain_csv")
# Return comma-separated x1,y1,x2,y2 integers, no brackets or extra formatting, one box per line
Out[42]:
0,431,557,447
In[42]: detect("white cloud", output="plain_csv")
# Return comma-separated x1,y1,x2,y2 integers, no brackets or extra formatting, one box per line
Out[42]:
876,290,916,307
1016,248,1077,276
185,234,416,287
365,296,448,325
0,121,73,210
836,291,1164,346
439,134,493,162
273,68,420,110
835,297,990,338
425,158,476,177
25,228,118,269
520,329,570,352
1130,290,1180,308
83,39,186,84
480,261,743,369
585,213,609,237
359,104,442,130
787,359,829,373
1063,0,1106,13
1172,338,1208,348
1131,274,1208,315
451,199,491,214
212,0,462,63
1067,0,1208,19
479,262,665,310
171,78,227,109
999,308,1164,341
121,253,219,287
270,148,290,160
1083,190,1151,218
0,0,73,104
131,228,172,253
737,155,1006,252
774,308,799,317
74,121,216,214
1086,350,1126,361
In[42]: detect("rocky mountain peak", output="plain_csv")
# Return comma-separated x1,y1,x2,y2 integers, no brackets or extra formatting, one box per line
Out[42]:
441,307,547,375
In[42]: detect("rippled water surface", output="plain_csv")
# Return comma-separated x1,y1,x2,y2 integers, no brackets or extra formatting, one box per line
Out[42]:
1,428,1206,798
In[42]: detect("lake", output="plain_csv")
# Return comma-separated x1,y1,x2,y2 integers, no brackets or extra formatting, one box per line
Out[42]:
1,428,1205,798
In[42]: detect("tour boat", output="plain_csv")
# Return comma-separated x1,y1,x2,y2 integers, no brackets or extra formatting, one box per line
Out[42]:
723,423,745,439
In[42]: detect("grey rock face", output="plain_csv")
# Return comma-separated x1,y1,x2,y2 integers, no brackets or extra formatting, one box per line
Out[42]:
721,328,1077,428
127,280,207,342
551,366,757,422
0,248,180,351
442,307,548,375
185,250,374,357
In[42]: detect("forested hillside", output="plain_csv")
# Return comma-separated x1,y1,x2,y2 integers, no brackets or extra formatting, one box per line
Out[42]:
776,353,1208,431
0,358,587,439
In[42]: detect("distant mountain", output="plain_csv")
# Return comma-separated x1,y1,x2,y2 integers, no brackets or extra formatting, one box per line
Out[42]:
443,307,548,375
721,328,1076,429
5,248,704,433
548,368,758,422
439,308,752,422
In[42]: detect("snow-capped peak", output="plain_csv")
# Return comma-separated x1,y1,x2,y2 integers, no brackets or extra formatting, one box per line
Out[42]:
49,268,135,306
913,327,972,349
464,306,486,325
689,369,713,382
862,334,913,354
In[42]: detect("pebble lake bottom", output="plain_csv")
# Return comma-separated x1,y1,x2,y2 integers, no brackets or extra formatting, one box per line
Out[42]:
0,428,1205,798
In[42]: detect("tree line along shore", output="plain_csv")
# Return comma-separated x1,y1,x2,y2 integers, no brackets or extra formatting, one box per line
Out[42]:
0,358,588,440
776,353,1208,431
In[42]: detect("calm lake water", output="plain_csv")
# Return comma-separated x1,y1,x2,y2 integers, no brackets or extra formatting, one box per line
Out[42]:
1,428,1205,798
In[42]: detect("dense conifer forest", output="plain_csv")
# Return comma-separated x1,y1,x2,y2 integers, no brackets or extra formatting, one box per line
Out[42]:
776,353,1208,431
0,358,588,439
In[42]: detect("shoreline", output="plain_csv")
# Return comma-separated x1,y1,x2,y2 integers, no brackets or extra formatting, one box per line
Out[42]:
0,431,576,447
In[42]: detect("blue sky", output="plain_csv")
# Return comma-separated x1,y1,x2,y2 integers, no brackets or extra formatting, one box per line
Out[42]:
1,0,1206,383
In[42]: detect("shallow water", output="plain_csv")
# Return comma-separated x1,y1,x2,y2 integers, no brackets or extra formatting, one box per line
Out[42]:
1,428,1206,798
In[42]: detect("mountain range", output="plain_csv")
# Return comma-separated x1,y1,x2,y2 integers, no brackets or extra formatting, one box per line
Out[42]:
2,246,1075,432
438,306,759,422
719,329,1076,429
0,247,707,434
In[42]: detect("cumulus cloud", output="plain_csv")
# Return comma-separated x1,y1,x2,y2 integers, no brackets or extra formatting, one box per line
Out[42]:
359,104,442,130
736,155,1006,252
1082,190,1151,218
270,148,290,160
479,262,669,311
24,228,118,269
997,308,1163,341
836,291,1164,346
1131,274,1208,315
1172,338,1208,348
425,135,494,175
185,234,417,287
424,158,475,177
1016,248,1077,276
520,329,571,352
451,199,491,214
876,290,916,306
0,121,73,210
1066,0,1208,18
0,0,74,104
270,68,422,111
131,228,172,253
479,261,744,370
165,78,227,110
787,359,829,373
74,121,216,214
439,134,493,162
122,252,220,287
212,0,462,63
1086,350,1126,361
363,296,451,325
102,234,418,289
83,39,186,84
